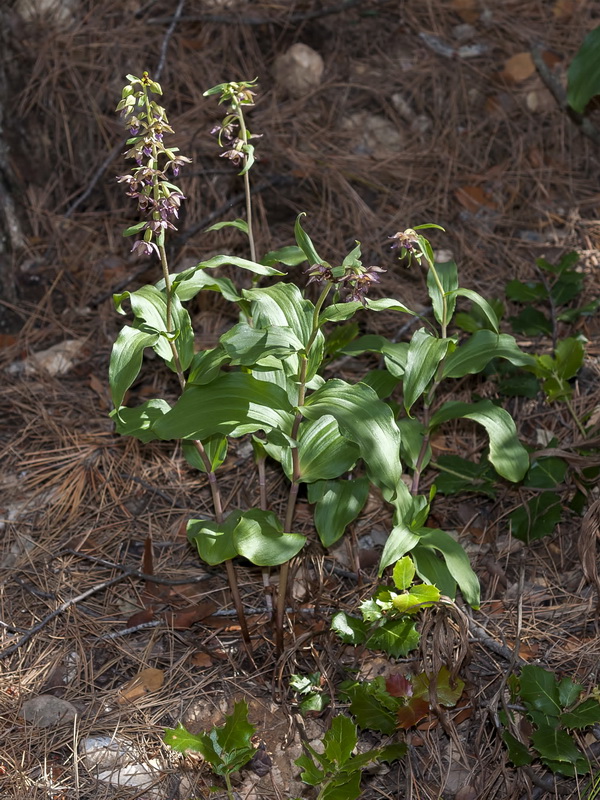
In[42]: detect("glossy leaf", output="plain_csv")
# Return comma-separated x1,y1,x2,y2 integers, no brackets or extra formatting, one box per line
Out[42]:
233,509,305,566
509,492,562,543
427,261,458,327
110,399,171,442
323,715,356,766
261,245,307,267
567,25,600,113
193,253,284,276
531,726,587,771
221,322,304,366
396,697,430,730
366,618,420,657
450,288,500,333
416,528,480,608
403,328,451,414
109,326,159,408
442,330,536,378
379,522,421,575
319,296,414,325
429,399,529,482
205,218,248,234
392,556,416,591
294,213,324,266
523,457,568,489
411,546,457,599
331,612,368,645
555,337,585,380
296,416,360,483
152,372,295,441
560,699,600,730
308,477,369,547
520,665,562,716
171,268,242,303
502,731,533,766
558,677,584,709
182,436,227,473
187,513,240,565
301,379,403,494
338,677,401,734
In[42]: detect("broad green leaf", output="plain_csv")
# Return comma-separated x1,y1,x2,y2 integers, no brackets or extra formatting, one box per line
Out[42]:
427,261,458,327
308,477,369,547
122,220,147,237
403,328,451,414
340,334,408,378
520,665,562,716
214,700,255,758
194,253,284,276
510,307,552,336
220,322,304,366
360,369,398,399
109,326,159,408
295,213,324,266
320,772,362,800
359,598,382,623
505,279,547,303
433,454,497,498
392,556,416,591
187,346,230,385
449,288,500,333
204,218,248,234
330,612,368,645
244,282,324,381
296,416,360,483
558,677,584,709
299,692,330,714
411,546,457,599
261,245,307,267
301,379,403,494
366,617,420,657
152,372,295,440
567,25,600,113
523,457,568,489
377,743,407,763
171,268,242,303
434,666,465,706
342,240,362,268
319,296,414,324
555,337,585,380
114,284,194,370
560,699,600,730
324,321,359,358
442,330,536,378
295,753,325,785
182,436,227,473
110,399,171,442
323,715,356,766
404,583,441,610
164,722,213,755
232,509,305,566
429,399,529,482
509,492,562,543
338,678,401,734
531,725,586,769
416,528,480,608
187,513,239,565
397,418,429,472
502,731,533,766
379,523,421,575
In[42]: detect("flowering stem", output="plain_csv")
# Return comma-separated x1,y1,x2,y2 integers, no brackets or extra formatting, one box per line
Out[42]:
275,282,332,653
233,102,256,263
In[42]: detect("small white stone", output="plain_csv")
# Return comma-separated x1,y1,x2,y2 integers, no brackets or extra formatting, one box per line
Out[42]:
21,695,78,728
274,44,324,97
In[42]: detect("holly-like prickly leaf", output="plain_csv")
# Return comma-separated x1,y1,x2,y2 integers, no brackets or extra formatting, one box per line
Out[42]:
386,673,413,698
392,556,415,591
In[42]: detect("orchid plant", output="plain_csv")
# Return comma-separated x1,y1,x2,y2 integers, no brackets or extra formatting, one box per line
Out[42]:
110,74,535,655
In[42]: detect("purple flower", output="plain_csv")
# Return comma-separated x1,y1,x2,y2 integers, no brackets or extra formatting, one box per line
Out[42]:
131,239,159,258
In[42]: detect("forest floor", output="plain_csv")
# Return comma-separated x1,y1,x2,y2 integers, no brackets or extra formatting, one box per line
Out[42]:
1,1,600,799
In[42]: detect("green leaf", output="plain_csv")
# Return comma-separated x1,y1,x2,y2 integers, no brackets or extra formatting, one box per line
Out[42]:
403,583,441,610
164,722,212,754
558,677,584,709
377,743,407,763
187,346,230,385
509,307,552,336
360,369,398,399
416,528,480,608
560,699,600,730
296,416,360,483
299,692,330,715
308,477,369,547
379,523,421,575
366,618,420,657
331,612,368,645
295,213,324,266
398,418,429,471
338,678,401,734
295,753,326,785
523,457,568,489
170,268,242,303
323,321,359,358
187,513,240,565
323,715,357,766
392,556,416,591
434,666,465,706
244,282,324,381
502,731,533,766
301,379,403,494
449,288,500,333
520,665,562,716
122,220,147,237
233,509,305,566
114,284,194,370
442,330,536,379
411,546,457,599
152,372,294,441
509,492,563,543
403,329,451,414
213,700,255,760
433,454,497,498
110,399,171,442
320,773,362,800
531,725,587,770
427,261,458,327
205,218,248,234
109,326,159,408
505,279,547,303
319,297,414,324
221,322,304,366
555,337,585,380
182,435,227,473
567,25,600,113
429,399,529,483
196,253,284,276
261,245,307,267
340,334,409,378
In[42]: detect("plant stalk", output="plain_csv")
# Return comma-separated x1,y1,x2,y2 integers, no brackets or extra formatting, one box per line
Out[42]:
234,102,256,263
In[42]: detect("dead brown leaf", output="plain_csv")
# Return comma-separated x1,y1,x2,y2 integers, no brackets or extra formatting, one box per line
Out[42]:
190,651,214,667
501,52,535,83
451,0,479,23
117,667,164,704
455,185,498,212
164,601,217,629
